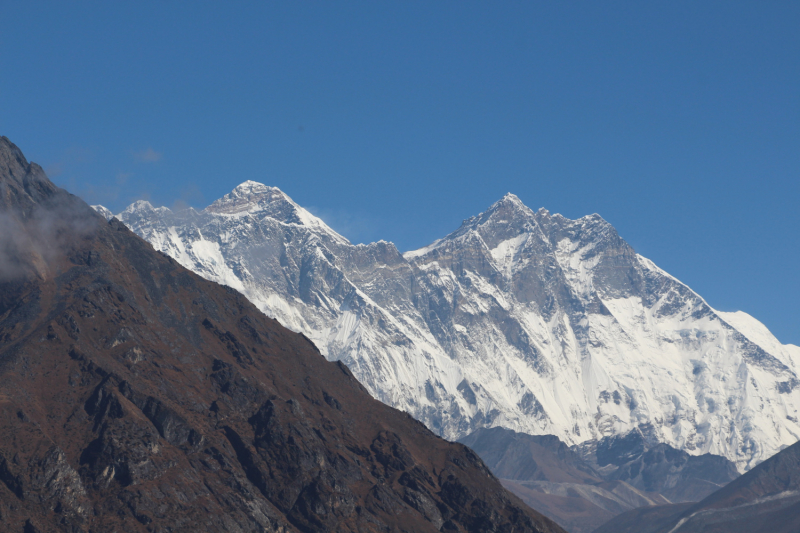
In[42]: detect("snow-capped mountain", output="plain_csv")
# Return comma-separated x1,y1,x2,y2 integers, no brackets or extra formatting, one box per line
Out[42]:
95,182,800,471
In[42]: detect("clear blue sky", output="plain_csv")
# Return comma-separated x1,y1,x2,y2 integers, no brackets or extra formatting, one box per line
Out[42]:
1,2,798,344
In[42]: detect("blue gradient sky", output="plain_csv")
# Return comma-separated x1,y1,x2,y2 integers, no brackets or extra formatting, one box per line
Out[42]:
1,2,798,344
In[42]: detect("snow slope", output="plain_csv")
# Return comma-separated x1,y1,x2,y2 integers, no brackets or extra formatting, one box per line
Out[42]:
97,184,800,471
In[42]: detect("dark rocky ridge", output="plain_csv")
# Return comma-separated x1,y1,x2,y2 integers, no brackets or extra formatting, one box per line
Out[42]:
0,136,564,533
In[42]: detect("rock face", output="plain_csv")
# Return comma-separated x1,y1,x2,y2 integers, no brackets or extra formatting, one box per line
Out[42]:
459,427,739,533
593,439,800,533
0,137,563,533
102,181,800,472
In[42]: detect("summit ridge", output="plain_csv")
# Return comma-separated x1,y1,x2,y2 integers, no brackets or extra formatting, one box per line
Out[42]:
105,183,800,472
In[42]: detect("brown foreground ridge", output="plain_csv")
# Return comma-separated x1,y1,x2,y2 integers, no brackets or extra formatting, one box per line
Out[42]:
0,136,565,533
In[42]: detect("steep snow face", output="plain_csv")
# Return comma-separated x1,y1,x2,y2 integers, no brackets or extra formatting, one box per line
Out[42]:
99,185,800,471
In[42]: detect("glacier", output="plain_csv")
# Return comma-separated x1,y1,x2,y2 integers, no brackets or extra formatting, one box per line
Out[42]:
95,181,800,471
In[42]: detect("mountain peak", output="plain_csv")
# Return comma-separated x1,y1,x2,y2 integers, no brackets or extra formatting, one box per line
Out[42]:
92,205,115,221
230,180,274,196
409,192,538,256
501,192,522,202
120,199,159,216
486,192,535,216
0,135,28,171
130,199,155,210
206,182,350,244
206,181,287,215
0,136,59,210
467,191,536,230
0,137,99,282
490,192,527,210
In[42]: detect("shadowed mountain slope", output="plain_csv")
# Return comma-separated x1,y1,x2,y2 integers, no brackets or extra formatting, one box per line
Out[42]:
460,427,738,533
0,136,564,533
573,427,739,502
460,428,601,485
593,439,800,533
